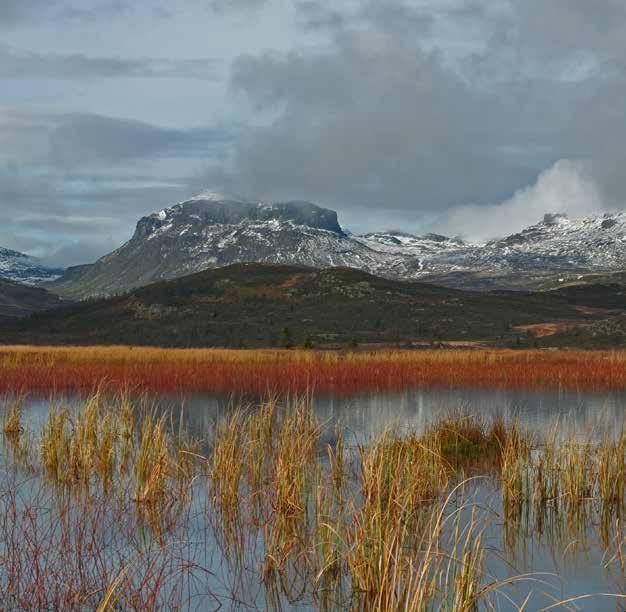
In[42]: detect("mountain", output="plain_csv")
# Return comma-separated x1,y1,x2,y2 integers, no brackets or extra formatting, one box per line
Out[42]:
0,278,65,319
48,192,626,298
50,193,413,298
488,212,626,270
358,212,626,289
5,263,623,348
0,247,64,285
435,212,626,288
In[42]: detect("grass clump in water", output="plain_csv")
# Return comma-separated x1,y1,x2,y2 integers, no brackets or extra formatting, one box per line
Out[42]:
2,396,23,441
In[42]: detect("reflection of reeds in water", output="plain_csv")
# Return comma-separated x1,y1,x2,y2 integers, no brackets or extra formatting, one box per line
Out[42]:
208,400,626,610
502,424,626,575
211,406,246,553
2,391,626,608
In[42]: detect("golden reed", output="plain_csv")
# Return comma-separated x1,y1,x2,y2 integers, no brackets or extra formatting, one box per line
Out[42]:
1,346,626,395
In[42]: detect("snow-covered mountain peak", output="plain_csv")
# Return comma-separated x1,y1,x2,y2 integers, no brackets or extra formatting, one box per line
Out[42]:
152,192,253,222
0,247,27,261
529,211,626,234
527,210,624,235
51,199,626,298
478,210,626,278
141,196,344,239
0,247,63,285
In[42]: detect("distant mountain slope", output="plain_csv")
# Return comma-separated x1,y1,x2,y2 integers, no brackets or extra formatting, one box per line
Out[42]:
48,191,626,298
7,263,623,348
354,231,466,257
0,278,65,319
0,247,63,285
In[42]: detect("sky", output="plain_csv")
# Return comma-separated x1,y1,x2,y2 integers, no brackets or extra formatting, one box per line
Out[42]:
1,0,625,266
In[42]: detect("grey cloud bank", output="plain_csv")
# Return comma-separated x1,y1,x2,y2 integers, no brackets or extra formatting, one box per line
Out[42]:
211,0,626,236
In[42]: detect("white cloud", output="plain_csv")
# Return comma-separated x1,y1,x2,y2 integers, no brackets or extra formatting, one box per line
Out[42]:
439,160,607,241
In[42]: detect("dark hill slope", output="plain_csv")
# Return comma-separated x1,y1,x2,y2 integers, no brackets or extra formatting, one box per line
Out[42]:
0,278,65,319
3,264,623,348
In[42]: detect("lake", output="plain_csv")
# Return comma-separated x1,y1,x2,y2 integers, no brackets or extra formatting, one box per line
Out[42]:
2,387,626,610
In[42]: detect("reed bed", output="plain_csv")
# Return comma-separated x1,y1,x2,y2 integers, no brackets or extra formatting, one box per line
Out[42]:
0,391,625,609
205,401,626,609
1,346,626,396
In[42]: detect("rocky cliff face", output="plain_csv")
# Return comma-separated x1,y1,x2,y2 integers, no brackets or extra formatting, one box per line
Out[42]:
135,196,344,239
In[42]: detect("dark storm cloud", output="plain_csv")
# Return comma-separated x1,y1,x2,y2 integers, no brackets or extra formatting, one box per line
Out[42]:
295,1,348,31
210,0,626,236
220,29,537,212
509,0,626,59
0,46,219,80
359,2,433,36
0,0,47,25
48,116,225,166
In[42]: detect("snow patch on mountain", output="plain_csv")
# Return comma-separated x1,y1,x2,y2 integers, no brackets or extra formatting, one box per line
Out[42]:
356,231,467,257
0,247,64,285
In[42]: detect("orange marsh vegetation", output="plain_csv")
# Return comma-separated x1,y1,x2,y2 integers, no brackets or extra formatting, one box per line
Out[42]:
1,345,626,396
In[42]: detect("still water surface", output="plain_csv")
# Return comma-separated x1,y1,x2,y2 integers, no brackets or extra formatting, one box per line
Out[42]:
16,386,626,440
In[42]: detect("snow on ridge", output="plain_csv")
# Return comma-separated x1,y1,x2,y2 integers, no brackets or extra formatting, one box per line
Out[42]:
60,199,626,297
0,247,63,285
145,202,626,274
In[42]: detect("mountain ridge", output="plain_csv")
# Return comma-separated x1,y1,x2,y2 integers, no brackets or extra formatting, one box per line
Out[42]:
46,192,626,298
0,247,64,285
